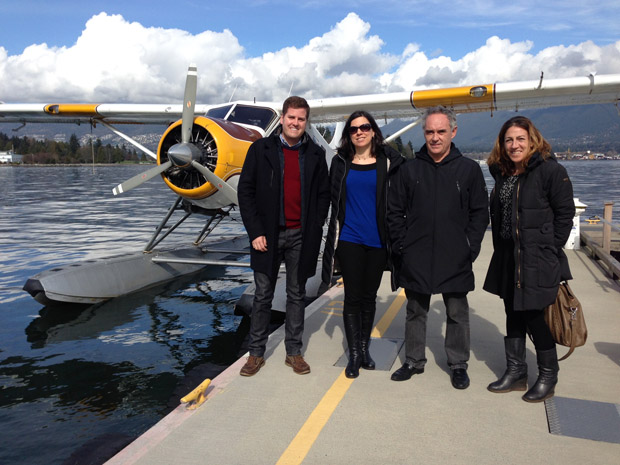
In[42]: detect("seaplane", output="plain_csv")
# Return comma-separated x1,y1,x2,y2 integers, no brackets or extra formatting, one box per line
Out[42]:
1,65,619,307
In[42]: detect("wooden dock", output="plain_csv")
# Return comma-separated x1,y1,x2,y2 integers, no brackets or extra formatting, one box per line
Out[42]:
581,224,620,280
105,231,620,465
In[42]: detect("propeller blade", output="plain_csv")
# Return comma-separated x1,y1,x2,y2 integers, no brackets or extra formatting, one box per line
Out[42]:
190,160,238,205
112,161,172,196
181,64,198,144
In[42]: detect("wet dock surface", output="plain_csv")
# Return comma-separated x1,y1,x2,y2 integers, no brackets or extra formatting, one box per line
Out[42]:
106,231,620,465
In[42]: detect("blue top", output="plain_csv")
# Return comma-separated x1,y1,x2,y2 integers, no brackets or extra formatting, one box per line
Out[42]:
339,163,382,248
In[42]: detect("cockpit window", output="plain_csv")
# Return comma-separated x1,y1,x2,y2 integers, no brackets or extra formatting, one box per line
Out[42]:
227,105,277,130
206,104,277,131
206,105,233,119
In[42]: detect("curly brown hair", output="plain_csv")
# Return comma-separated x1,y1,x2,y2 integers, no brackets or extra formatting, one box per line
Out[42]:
487,116,551,176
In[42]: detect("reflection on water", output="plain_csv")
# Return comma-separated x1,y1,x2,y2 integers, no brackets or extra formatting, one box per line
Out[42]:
0,166,252,465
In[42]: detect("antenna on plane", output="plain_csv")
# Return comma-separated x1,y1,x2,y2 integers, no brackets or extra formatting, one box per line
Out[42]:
228,85,238,103
537,71,544,89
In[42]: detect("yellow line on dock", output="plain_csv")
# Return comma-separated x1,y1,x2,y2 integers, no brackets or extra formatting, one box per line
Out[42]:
276,370,354,465
371,288,406,338
276,288,406,465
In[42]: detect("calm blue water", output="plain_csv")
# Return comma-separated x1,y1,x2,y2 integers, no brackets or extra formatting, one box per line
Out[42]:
0,161,618,464
0,165,253,465
560,160,620,220
480,159,620,220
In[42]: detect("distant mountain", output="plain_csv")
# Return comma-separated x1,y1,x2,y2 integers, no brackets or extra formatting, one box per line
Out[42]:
384,103,620,153
0,122,166,152
2,103,619,154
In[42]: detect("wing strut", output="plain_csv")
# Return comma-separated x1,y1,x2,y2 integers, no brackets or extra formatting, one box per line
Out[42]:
385,118,423,143
101,121,158,159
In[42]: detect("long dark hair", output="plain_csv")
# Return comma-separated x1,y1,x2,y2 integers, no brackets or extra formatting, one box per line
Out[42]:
338,110,385,159
488,116,551,175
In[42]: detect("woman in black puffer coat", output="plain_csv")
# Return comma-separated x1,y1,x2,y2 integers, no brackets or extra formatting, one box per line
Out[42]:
484,116,575,403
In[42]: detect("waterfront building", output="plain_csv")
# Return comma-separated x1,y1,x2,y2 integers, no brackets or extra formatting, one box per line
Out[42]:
0,150,23,163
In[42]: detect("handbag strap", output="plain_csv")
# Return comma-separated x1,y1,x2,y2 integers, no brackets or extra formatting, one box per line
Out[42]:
562,281,575,298
559,340,575,361
558,281,577,361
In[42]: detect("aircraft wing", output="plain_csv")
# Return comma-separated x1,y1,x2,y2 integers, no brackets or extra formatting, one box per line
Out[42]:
308,73,620,123
0,103,219,125
1,73,619,126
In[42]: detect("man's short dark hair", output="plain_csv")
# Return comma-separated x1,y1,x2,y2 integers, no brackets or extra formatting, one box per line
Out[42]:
422,106,457,131
282,96,310,119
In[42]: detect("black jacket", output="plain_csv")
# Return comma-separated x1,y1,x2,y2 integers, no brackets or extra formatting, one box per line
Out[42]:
238,128,330,281
387,143,489,294
483,152,574,310
320,144,404,289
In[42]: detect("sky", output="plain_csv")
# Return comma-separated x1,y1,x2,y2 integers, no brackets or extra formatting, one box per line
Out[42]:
0,0,619,104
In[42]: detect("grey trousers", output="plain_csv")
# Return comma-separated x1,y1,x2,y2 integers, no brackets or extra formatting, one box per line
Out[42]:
248,228,306,357
404,290,470,370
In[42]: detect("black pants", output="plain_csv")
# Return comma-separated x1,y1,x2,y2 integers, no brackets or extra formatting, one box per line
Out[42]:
498,238,555,351
335,240,387,316
504,304,555,351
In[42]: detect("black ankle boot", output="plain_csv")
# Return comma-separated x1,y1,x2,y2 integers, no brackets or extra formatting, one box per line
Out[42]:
522,347,559,403
343,312,362,378
360,309,376,370
488,337,528,393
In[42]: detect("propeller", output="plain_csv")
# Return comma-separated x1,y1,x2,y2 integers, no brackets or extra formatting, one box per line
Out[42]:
112,161,172,195
111,64,239,205
190,160,238,204
181,64,197,144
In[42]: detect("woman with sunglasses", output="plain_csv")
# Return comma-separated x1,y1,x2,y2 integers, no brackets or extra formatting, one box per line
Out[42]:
322,110,404,378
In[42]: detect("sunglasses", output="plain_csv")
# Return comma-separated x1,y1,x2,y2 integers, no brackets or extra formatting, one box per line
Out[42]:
348,123,372,135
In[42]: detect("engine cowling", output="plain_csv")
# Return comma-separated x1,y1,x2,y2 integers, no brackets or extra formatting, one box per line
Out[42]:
157,116,261,201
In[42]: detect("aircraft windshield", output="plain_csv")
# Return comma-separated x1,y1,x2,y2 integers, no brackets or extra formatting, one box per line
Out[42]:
206,105,232,119
207,104,277,131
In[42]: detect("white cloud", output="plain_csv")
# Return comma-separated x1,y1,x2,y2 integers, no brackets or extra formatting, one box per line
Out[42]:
391,36,620,90
0,13,245,103
229,13,396,101
0,12,619,105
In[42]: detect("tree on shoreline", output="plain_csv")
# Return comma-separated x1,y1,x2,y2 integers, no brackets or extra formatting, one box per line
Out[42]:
0,131,145,164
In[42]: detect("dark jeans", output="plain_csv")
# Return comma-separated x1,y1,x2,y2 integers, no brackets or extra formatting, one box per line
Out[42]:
248,228,306,357
404,290,470,370
335,240,387,317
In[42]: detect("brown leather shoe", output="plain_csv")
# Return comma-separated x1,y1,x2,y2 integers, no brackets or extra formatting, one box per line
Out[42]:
240,355,265,377
285,355,310,375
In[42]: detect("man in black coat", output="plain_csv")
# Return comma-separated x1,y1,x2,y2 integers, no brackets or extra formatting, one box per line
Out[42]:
387,106,489,389
237,96,330,377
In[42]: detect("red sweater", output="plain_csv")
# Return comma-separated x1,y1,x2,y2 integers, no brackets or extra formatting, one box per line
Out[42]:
283,147,302,229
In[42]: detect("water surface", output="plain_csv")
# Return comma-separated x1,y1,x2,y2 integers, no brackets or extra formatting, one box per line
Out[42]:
0,165,252,464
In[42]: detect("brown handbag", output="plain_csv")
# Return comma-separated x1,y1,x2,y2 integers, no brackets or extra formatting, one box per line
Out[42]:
544,281,587,360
